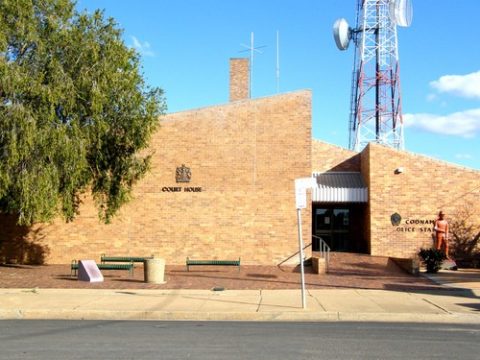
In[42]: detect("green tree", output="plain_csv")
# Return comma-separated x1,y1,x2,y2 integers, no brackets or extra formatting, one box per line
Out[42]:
0,0,165,225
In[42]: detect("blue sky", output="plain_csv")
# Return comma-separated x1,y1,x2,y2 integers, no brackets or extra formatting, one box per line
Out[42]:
77,0,480,170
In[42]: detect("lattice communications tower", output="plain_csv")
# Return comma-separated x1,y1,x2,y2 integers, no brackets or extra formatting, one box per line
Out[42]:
333,0,413,151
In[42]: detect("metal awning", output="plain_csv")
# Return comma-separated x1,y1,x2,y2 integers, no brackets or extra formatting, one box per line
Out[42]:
312,172,368,203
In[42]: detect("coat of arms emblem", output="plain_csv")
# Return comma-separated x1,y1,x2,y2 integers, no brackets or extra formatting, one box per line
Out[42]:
176,164,191,183
391,212,402,226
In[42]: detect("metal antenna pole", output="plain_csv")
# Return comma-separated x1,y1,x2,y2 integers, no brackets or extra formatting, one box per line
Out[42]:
276,30,280,93
239,32,266,98
250,32,254,98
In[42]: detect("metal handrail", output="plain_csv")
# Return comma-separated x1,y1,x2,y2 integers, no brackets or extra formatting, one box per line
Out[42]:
312,235,330,268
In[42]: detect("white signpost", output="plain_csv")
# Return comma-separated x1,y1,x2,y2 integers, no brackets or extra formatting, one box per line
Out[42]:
294,177,317,309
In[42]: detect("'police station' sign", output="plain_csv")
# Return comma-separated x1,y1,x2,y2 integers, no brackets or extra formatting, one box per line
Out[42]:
391,213,435,232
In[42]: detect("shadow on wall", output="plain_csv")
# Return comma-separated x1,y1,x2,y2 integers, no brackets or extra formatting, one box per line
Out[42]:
0,215,49,265
329,154,361,172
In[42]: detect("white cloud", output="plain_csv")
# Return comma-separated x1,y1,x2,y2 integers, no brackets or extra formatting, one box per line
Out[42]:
455,153,473,160
403,108,480,138
430,71,480,99
130,36,154,57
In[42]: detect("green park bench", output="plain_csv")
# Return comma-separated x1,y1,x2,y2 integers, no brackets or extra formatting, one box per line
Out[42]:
186,257,241,272
100,254,153,264
71,260,134,277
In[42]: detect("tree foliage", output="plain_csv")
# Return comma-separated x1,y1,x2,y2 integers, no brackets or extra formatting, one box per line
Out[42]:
450,203,480,263
0,0,165,225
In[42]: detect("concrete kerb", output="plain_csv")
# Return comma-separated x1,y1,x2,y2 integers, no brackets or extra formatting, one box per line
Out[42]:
1,309,479,324
1,288,480,323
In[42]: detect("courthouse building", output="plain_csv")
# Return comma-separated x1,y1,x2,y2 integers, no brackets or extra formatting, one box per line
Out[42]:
1,58,479,265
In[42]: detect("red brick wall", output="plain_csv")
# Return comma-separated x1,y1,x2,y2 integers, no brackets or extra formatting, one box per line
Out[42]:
0,91,312,265
364,143,480,258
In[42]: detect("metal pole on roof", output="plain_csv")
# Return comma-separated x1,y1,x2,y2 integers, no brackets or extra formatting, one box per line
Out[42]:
239,32,266,98
276,30,280,93
250,32,254,98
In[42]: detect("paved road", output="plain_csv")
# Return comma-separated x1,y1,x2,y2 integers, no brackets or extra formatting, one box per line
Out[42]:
1,321,479,359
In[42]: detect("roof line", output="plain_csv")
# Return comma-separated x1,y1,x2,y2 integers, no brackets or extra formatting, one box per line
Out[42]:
161,89,312,118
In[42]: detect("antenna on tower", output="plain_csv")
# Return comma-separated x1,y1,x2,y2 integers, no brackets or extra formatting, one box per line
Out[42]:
240,32,266,98
333,0,413,151
276,30,280,93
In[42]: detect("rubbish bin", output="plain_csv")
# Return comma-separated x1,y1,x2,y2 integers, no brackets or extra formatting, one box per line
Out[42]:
144,257,166,284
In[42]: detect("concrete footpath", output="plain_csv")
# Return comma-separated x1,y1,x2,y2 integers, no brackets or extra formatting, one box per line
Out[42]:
1,271,479,323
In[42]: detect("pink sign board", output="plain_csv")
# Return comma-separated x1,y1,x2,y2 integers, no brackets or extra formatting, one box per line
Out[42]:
78,260,104,283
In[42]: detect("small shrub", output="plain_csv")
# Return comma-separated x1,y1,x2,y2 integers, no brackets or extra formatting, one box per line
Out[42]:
418,248,446,273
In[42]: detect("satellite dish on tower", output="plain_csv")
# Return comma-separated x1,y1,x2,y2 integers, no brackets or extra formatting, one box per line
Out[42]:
390,0,413,27
333,18,352,51
332,0,413,151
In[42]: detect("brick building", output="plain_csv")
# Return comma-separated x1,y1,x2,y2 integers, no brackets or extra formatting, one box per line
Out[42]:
311,140,479,259
1,58,479,265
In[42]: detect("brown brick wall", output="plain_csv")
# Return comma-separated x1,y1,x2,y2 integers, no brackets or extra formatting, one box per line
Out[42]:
3,88,477,266
229,58,249,102
0,91,312,265
364,143,480,259
312,140,360,172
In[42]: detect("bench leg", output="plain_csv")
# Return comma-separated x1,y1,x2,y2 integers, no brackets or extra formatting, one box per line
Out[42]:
71,260,77,277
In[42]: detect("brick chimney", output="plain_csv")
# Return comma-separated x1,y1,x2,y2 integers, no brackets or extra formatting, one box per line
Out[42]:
229,58,250,102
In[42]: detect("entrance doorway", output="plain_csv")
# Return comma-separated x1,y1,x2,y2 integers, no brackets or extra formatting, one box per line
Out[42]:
312,204,366,253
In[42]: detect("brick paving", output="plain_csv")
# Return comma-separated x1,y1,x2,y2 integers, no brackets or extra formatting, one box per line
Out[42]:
0,252,440,291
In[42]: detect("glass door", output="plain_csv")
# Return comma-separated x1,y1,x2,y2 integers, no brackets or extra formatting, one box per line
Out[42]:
313,207,351,252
